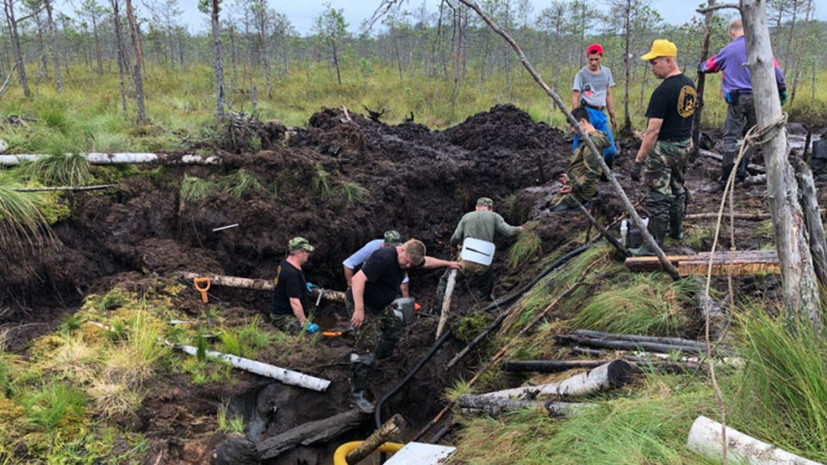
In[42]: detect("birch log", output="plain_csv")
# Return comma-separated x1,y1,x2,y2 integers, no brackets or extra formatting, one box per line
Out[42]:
175,272,346,302
480,360,634,400
742,0,822,329
345,414,405,465
554,334,703,355
436,269,457,339
173,343,330,392
571,329,704,350
687,416,822,465
458,394,594,417
0,153,222,165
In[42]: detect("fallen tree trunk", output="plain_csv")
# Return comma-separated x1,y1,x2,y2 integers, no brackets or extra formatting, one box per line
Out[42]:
256,409,368,460
345,414,404,465
554,334,703,355
624,250,780,276
173,343,330,392
480,360,635,400
571,329,704,350
458,394,594,417
504,358,700,374
686,415,822,465
14,184,117,192
176,272,346,302
0,152,222,165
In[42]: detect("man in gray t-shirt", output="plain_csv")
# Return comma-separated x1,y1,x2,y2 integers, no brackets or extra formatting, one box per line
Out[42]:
571,43,618,167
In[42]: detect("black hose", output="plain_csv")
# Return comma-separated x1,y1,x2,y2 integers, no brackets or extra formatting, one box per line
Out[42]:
374,331,452,463
480,242,594,314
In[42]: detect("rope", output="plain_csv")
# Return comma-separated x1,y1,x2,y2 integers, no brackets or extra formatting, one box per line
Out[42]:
702,112,788,465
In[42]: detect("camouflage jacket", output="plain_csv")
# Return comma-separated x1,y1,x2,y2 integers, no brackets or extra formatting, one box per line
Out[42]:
558,131,610,205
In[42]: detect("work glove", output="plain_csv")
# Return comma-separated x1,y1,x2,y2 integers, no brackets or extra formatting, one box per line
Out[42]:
696,62,705,75
779,90,788,106
306,282,318,292
631,161,643,182
305,322,319,334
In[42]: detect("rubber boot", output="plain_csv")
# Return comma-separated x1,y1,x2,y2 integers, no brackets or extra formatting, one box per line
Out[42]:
669,194,685,241
350,390,375,413
629,219,667,256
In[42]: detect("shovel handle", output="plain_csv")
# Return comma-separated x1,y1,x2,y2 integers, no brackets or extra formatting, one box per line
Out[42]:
193,277,211,303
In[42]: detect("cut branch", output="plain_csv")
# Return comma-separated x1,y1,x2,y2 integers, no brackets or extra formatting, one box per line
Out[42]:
479,360,635,400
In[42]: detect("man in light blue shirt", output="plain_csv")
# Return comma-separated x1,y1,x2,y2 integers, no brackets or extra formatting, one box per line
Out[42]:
343,230,410,297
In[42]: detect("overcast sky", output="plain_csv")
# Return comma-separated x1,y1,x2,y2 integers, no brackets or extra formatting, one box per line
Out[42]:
174,0,823,35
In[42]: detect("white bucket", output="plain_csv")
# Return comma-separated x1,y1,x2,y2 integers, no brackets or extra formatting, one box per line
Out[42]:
460,237,496,266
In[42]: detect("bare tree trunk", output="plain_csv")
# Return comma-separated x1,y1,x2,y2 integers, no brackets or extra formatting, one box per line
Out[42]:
92,12,104,74
781,0,798,74
787,0,812,107
793,158,827,289
44,0,62,93
692,0,716,158
741,0,822,329
211,0,225,120
4,0,30,97
124,0,146,122
622,0,631,132
332,42,342,85
111,0,128,114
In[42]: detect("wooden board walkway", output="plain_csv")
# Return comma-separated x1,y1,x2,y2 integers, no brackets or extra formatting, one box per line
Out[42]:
625,250,779,276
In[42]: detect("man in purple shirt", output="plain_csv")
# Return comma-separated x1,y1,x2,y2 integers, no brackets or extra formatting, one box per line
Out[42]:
699,19,787,189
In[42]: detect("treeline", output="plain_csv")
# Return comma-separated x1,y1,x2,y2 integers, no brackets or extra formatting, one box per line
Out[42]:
1,0,824,120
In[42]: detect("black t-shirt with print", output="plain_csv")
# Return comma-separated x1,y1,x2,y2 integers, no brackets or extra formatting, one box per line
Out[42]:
270,259,307,315
353,246,403,312
645,73,697,142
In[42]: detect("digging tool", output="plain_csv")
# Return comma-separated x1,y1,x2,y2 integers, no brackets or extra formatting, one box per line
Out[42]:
193,277,214,330
323,326,355,338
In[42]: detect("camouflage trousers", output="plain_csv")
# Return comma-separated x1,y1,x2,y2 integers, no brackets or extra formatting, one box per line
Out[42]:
347,300,403,392
268,313,301,335
643,138,693,242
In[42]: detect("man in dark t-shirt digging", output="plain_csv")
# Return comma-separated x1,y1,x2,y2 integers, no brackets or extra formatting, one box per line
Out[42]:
346,238,460,412
269,237,319,335
630,39,697,256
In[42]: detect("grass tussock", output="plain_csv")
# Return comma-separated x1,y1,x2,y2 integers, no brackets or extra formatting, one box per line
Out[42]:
180,174,221,203
336,180,369,207
508,222,542,269
20,153,92,186
573,276,698,336
0,173,53,247
729,309,827,461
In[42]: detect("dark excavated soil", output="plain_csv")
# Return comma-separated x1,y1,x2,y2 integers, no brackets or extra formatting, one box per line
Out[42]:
0,104,823,464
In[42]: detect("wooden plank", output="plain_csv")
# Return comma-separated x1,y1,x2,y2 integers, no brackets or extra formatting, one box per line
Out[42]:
625,250,779,276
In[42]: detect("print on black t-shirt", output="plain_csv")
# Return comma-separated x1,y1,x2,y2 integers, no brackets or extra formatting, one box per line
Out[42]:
645,74,697,142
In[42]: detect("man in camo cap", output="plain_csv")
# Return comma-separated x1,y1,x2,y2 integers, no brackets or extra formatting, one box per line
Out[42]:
269,237,319,334
342,230,410,297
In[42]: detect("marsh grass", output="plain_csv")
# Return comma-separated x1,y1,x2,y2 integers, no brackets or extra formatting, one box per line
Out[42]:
217,403,245,434
574,275,697,335
729,309,827,461
336,180,368,207
20,153,92,186
180,174,220,203
313,165,332,199
22,382,87,431
225,168,265,198
507,222,542,269
0,173,53,247
452,373,716,465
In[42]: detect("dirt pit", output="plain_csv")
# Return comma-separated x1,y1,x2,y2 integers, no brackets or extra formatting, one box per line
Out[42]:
0,104,824,464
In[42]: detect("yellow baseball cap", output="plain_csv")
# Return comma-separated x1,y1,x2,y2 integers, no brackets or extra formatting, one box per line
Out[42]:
641,39,678,60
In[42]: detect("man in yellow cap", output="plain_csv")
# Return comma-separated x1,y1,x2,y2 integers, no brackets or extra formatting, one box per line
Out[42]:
630,39,697,255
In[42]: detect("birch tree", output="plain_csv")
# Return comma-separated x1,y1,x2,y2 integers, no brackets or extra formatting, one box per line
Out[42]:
198,0,225,120
3,0,31,97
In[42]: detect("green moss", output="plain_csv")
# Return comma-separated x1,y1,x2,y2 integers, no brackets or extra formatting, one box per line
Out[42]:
454,312,494,343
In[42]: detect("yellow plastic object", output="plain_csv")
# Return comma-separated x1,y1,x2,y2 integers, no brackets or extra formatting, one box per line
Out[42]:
333,441,404,465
